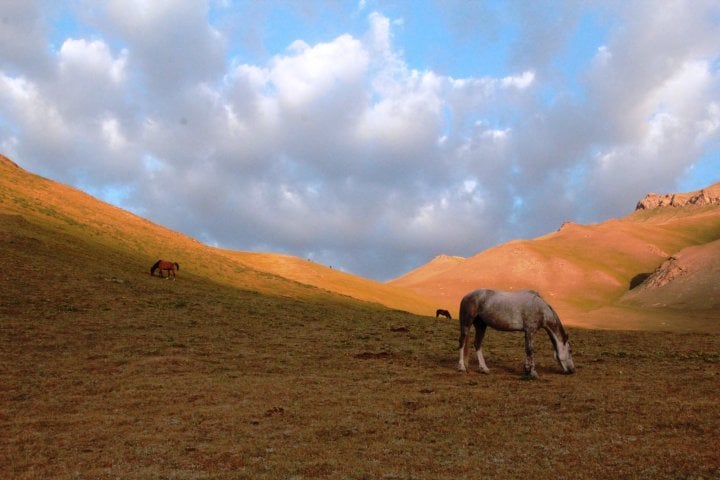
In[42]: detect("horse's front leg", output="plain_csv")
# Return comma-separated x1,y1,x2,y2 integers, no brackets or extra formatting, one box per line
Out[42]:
523,328,539,379
474,322,490,374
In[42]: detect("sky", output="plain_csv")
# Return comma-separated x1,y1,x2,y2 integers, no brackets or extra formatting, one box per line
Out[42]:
1,0,719,281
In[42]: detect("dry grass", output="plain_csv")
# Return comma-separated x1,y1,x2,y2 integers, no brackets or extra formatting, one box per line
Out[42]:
2,216,720,479
2,155,720,478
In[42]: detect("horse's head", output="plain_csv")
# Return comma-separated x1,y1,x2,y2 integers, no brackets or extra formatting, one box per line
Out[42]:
553,339,576,374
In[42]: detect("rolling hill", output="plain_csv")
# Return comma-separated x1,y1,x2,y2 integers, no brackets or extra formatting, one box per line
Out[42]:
390,184,720,331
0,154,436,316
2,153,718,331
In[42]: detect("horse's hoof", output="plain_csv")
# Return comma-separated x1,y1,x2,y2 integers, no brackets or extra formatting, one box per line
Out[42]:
480,368,490,374
457,366,467,373
523,371,540,380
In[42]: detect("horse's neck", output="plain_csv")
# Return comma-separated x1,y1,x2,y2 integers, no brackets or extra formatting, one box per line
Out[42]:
544,321,565,351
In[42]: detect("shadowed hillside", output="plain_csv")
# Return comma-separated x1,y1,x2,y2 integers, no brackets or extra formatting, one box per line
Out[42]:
0,154,435,315
390,183,720,331
621,238,720,310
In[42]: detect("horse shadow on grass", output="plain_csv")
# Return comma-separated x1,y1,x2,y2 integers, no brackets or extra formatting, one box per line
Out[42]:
422,348,569,379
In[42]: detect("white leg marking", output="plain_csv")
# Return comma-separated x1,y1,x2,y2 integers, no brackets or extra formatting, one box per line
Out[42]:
476,348,490,374
458,347,467,372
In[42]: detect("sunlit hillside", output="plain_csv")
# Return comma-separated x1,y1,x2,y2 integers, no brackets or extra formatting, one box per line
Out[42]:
2,153,718,331
390,185,720,331
0,154,436,315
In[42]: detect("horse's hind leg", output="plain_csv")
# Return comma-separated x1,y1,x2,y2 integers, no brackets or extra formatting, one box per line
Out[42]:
523,329,539,379
458,324,472,372
474,323,490,374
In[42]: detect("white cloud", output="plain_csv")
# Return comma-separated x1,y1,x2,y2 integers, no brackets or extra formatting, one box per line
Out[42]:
581,2,720,213
59,38,128,84
501,70,535,89
368,11,392,56
270,34,368,108
357,70,444,154
0,2,718,280
0,74,71,153
0,0,52,76
53,38,129,119
105,0,226,91
101,116,128,152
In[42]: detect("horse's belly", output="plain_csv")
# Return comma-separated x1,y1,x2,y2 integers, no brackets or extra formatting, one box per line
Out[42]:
480,309,525,331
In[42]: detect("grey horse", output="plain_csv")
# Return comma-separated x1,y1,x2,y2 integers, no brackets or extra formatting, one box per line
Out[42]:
458,288,575,379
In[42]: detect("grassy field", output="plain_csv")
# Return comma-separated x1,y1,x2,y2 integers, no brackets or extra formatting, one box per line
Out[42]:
2,215,720,479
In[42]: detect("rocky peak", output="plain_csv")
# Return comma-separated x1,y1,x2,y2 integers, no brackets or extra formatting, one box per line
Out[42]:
635,182,720,210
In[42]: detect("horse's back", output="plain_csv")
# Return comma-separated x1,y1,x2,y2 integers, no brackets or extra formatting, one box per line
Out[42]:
459,289,493,318
158,260,175,270
461,288,552,330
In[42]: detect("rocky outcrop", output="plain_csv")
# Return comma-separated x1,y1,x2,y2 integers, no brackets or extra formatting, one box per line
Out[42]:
636,256,687,289
635,183,720,210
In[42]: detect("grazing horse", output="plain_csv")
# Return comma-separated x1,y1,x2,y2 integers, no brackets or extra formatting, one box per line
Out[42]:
150,260,180,279
436,309,452,319
458,288,575,379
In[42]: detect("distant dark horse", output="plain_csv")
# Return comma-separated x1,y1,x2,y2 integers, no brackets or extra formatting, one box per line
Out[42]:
458,289,575,379
436,309,452,319
150,260,180,280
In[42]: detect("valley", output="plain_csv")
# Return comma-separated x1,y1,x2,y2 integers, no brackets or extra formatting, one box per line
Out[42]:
1,154,719,478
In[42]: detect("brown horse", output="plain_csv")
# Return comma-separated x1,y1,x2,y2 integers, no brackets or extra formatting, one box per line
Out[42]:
436,309,452,319
150,260,180,279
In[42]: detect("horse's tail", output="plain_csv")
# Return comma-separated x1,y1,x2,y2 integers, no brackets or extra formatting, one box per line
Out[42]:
150,260,161,275
174,262,180,271
458,297,473,350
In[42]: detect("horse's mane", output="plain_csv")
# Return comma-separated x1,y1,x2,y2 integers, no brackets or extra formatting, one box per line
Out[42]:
529,290,568,343
546,302,568,343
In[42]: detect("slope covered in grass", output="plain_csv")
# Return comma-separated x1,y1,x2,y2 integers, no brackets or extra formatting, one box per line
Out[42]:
0,155,434,315
390,187,720,330
225,250,438,316
2,204,720,478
